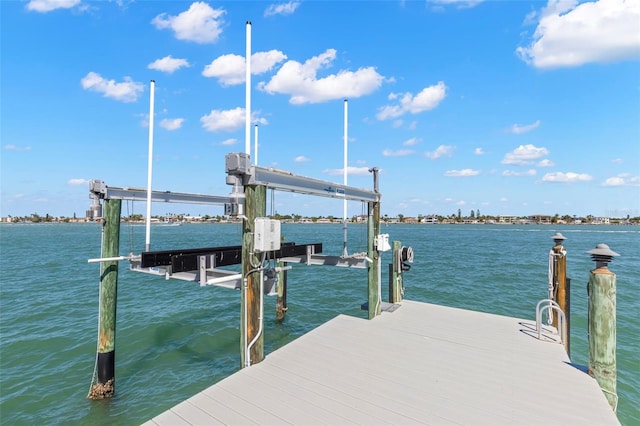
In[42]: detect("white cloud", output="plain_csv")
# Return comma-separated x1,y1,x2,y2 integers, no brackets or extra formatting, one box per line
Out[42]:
611,158,623,164
26,0,81,12
425,144,454,159
200,107,267,132
509,119,541,134
517,0,640,68
152,2,225,44
502,169,537,176
81,72,144,102
542,171,593,182
294,155,310,162
201,108,245,132
324,166,372,176
148,55,190,73
68,178,89,185
220,138,238,146
383,149,414,157
159,118,185,130
537,159,555,167
403,137,421,146
602,173,640,186
502,144,549,166
265,1,300,16
376,82,447,120
3,144,31,151
203,50,287,86
444,169,480,177
258,49,384,104
474,147,485,155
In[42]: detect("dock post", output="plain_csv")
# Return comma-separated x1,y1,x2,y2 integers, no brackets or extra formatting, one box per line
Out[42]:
389,241,403,303
586,243,619,412
367,167,381,319
241,184,266,367
276,260,288,322
88,198,121,399
551,233,570,355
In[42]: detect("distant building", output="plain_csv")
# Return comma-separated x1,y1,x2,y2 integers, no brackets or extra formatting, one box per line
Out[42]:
498,215,517,223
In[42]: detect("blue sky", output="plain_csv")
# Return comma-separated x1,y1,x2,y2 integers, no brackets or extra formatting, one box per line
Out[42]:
1,0,639,219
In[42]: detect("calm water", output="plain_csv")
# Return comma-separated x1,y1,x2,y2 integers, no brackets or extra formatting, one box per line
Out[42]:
1,223,638,425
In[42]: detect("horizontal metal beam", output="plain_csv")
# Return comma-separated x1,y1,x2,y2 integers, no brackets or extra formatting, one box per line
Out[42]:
250,166,380,203
281,254,369,269
90,180,232,205
141,242,323,272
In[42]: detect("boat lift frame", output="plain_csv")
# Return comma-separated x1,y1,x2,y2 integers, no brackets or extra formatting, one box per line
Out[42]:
88,152,381,278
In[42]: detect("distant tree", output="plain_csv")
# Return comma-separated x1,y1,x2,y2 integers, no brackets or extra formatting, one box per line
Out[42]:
397,214,405,223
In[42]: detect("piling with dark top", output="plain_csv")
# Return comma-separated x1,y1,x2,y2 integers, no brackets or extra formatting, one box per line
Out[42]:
586,243,619,412
389,241,403,303
551,232,570,355
88,198,121,399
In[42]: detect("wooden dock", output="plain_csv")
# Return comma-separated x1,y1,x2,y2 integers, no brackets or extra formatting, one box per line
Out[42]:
144,300,619,425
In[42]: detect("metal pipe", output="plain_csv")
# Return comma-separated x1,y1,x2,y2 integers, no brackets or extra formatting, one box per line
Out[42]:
254,124,259,166
342,99,348,257
246,269,264,367
206,273,242,286
245,21,251,156
88,255,140,264
145,80,155,251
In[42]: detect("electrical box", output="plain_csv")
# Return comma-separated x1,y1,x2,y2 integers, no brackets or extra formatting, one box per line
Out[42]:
254,218,281,252
376,234,391,252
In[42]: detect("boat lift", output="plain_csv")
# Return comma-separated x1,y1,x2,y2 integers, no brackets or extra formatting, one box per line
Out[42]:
87,152,383,291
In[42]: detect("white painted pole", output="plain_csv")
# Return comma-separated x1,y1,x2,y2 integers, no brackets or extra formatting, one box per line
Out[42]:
254,124,259,166
245,21,252,157
342,99,348,257
145,80,155,251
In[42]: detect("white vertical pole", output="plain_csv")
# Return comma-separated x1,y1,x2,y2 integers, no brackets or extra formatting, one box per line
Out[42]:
245,21,252,157
342,99,348,257
254,124,259,166
145,80,155,251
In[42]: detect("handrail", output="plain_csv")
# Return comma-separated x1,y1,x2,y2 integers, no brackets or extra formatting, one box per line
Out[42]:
535,299,567,345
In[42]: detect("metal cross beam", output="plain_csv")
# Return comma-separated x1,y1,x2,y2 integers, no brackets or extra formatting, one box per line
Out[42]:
89,180,233,205
225,153,380,203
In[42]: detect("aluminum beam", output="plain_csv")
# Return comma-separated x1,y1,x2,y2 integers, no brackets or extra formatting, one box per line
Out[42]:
251,166,379,203
280,254,368,269
90,180,232,205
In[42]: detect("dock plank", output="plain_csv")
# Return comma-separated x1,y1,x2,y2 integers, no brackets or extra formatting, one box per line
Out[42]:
144,299,620,425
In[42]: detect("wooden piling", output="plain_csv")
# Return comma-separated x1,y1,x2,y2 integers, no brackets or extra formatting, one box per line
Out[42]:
367,200,381,319
276,260,288,322
389,241,403,303
551,235,570,355
241,184,266,367
88,198,121,399
587,259,618,411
